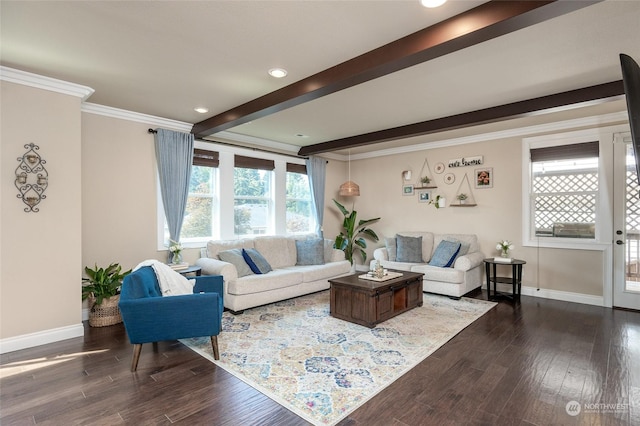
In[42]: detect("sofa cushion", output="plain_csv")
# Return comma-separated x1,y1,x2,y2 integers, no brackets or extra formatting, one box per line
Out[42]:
295,238,325,265
227,269,303,295
428,240,461,267
218,249,254,277
254,236,297,269
444,237,470,265
385,237,397,261
207,239,254,259
286,260,351,283
396,234,423,263
242,248,273,274
411,264,465,284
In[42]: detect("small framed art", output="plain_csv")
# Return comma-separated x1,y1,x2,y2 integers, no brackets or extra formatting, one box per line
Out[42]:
475,167,493,188
403,184,414,196
418,190,431,203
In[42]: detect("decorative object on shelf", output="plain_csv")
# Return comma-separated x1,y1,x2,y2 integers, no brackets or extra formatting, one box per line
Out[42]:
402,184,414,196
332,199,380,266
429,194,446,208
402,170,412,181
475,167,493,188
418,190,431,203
452,173,477,207
496,239,514,260
339,150,360,196
416,158,437,188
168,239,183,264
15,143,48,212
444,173,455,185
82,263,131,327
434,162,445,174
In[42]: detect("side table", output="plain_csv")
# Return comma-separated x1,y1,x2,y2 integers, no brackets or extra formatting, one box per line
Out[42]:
483,258,526,301
177,265,202,277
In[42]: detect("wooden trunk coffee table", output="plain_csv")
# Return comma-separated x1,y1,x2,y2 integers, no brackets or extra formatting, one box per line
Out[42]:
329,270,424,328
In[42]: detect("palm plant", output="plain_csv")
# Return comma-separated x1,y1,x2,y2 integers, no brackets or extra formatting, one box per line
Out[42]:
332,199,380,265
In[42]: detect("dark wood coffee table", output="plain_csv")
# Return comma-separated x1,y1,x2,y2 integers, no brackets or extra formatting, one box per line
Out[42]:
329,270,424,328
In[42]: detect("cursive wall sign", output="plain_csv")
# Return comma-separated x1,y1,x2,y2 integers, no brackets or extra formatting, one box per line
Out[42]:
448,156,483,168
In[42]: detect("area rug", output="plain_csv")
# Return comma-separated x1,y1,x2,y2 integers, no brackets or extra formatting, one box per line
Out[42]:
181,291,496,426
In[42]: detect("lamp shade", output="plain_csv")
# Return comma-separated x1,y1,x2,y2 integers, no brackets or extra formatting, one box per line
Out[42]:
339,180,360,196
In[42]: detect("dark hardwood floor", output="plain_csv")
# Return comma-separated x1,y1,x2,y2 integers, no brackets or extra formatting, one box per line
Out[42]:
1,290,639,425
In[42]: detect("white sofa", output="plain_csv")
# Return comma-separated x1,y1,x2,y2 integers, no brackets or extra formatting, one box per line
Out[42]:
196,236,351,313
371,232,485,298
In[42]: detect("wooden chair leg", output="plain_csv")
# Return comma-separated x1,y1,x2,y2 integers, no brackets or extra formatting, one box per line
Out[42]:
131,343,143,372
210,336,220,360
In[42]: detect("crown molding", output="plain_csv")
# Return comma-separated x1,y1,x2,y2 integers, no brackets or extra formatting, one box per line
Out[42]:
82,103,192,133
0,66,95,100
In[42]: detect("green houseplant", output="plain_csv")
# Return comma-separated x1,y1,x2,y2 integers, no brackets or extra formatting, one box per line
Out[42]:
82,263,131,327
332,199,380,266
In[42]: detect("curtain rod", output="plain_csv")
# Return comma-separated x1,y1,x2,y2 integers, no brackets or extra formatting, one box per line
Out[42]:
148,128,157,134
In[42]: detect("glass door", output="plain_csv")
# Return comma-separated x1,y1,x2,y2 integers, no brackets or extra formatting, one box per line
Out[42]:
613,133,640,310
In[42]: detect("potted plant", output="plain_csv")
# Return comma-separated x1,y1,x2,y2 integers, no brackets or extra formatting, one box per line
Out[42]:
82,263,131,327
420,176,431,186
332,199,380,268
457,193,468,204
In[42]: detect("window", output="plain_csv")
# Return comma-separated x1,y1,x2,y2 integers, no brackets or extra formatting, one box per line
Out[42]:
234,155,274,237
180,149,219,242
531,142,599,239
286,163,315,234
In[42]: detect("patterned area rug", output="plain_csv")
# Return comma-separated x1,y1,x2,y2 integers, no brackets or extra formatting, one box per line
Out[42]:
182,290,496,426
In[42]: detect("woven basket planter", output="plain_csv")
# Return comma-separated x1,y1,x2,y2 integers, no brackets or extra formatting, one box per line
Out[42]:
88,294,122,327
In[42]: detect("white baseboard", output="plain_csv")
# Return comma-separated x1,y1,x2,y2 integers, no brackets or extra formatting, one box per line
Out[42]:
494,283,604,306
0,323,85,354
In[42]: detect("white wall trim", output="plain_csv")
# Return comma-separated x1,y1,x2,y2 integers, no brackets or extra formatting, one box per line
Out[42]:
0,66,95,100
0,324,85,354
82,102,192,133
494,283,604,307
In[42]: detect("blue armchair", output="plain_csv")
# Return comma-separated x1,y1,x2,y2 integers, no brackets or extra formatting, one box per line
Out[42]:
118,266,224,372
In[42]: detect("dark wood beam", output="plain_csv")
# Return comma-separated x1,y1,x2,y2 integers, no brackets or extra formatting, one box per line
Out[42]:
298,80,625,156
192,0,599,139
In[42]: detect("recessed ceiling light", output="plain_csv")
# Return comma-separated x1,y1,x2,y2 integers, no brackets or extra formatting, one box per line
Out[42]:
268,68,288,78
194,107,209,114
296,133,309,138
420,0,447,8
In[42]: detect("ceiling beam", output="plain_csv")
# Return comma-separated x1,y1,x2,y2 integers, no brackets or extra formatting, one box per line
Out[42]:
298,80,625,156
192,0,599,139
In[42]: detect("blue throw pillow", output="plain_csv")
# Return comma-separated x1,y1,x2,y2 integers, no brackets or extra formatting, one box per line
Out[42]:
396,235,422,263
295,238,325,265
428,240,462,267
242,248,272,274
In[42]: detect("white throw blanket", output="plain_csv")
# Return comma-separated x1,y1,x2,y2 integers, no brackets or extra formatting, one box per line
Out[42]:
133,260,194,296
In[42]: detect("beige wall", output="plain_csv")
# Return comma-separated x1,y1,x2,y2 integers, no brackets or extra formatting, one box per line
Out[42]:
1,81,82,338
346,136,605,296
81,113,167,272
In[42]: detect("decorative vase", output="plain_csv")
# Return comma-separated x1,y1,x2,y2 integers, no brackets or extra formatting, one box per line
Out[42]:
172,252,183,264
501,249,509,258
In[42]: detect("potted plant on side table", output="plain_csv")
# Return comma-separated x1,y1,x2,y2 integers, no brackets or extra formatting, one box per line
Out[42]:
82,263,131,327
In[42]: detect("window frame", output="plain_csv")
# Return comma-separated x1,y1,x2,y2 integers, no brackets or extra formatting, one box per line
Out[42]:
157,141,310,250
522,128,611,251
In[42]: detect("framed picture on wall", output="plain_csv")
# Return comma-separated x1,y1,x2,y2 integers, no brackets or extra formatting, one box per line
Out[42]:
418,190,431,203
402,184,414,196
475,167,493,188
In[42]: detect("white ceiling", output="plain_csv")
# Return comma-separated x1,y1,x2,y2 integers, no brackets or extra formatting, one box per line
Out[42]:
2,1,639,156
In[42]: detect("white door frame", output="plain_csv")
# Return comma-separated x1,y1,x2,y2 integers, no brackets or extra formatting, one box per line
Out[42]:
612,132,640,310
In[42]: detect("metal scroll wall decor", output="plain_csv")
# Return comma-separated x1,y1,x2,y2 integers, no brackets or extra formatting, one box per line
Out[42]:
15,143,48,212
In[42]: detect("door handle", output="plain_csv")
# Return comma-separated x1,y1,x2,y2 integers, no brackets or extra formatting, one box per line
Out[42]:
616,240,624,245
